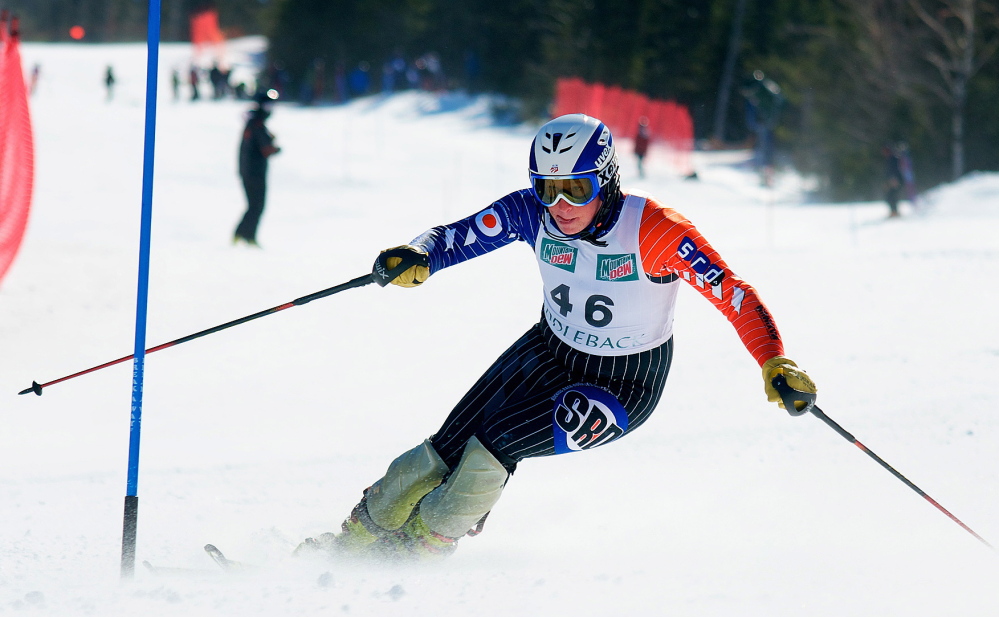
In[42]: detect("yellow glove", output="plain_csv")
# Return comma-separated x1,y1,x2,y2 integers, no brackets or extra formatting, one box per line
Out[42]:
762,356,816,411
373,245,430,288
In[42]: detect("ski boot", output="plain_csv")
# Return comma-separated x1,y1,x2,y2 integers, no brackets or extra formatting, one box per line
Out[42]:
295,439,449,559
373,510,460,561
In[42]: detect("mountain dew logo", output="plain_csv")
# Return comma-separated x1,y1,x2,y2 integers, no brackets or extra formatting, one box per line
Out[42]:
596,253,638,281
540,238,577,272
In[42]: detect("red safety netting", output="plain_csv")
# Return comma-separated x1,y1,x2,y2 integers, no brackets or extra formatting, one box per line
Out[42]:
553,77,694,175
190,9,225,47
0,15,35,288
190,8,226,66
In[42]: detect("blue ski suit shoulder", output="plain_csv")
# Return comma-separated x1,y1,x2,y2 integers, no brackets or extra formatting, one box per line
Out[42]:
409,189,543,274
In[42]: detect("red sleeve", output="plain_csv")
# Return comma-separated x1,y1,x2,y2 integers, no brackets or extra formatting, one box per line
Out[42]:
638,197,784,366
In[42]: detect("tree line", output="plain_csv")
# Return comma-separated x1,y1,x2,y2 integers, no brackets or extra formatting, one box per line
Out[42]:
9,0,999,200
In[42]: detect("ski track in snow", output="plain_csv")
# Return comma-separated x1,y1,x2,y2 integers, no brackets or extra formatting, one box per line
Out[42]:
2,39,998,616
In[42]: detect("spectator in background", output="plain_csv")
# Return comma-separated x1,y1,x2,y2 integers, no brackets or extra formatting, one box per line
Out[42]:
29,64,40,96
266,62,292,99
210,64,225,99
464,50,480,93
171,68,181,101
348,62,371,97
311,58,326,103
634,117,651,178
104,65,116,101
389,51,407,91
334,61,348,103
882,144,905,218
742,70,783,187
234,90,281,247
896,141,919,209
189,66,201,101
300,58,325,105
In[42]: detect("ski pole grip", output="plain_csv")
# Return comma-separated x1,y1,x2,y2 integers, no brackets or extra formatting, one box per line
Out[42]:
372,248,427,287
771,374,816,417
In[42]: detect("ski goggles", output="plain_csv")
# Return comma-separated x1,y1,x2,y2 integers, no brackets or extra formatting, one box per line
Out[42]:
530,172,600,207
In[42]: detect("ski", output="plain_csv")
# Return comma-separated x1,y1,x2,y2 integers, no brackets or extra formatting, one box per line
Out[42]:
139,545,256,576
142,560,218,576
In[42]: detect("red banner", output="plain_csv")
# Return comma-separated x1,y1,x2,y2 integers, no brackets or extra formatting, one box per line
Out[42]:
553,77,694,175
0,16,35,287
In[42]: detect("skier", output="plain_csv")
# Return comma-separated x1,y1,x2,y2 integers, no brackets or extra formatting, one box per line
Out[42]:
297,113,816,561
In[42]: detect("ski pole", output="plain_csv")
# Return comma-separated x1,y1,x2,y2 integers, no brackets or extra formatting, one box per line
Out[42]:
772,375,993,549
19,272,375,396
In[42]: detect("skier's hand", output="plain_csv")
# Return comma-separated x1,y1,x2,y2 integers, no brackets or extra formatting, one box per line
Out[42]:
762,356,816,411
373,245,430,287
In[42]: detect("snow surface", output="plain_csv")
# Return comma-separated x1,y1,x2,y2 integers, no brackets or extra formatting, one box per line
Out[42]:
2,39,998,616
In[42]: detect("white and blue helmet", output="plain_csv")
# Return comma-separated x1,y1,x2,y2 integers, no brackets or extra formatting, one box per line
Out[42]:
529,113,622,242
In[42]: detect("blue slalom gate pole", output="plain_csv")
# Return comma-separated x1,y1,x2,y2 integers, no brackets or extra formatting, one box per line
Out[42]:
121,0,161,580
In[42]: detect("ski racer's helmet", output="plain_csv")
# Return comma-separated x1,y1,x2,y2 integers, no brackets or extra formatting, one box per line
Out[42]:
529,113,622,243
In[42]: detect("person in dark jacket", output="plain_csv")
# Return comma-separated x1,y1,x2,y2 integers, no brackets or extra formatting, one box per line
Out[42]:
882,144,904,218
234,90,281,246
105,66,116,101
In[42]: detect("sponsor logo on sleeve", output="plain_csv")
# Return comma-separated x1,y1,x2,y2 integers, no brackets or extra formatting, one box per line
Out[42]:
540,238,578,272
676,236,724,285
552,385,629,454
596,253,639,281
755,305,780,340
675,236,745,314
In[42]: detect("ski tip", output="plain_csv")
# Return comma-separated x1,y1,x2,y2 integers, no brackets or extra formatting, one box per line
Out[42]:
203,543,220,556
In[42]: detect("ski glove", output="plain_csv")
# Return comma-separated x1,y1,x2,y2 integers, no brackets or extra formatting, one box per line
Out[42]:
762,356,816,410
373,245,430,288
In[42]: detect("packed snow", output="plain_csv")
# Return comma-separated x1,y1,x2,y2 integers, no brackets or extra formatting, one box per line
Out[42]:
2,39,998,616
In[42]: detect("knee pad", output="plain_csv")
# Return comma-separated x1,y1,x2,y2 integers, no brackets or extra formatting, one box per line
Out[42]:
366,439,449,531
419,436,509,539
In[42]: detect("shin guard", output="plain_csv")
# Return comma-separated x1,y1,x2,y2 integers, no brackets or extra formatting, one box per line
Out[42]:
365,439,449,531
419,436,508,539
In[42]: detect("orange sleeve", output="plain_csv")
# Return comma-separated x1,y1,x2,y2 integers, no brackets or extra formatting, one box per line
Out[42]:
638,197,784,366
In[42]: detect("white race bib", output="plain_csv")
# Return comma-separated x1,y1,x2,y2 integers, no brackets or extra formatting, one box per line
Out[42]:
535,194,680,355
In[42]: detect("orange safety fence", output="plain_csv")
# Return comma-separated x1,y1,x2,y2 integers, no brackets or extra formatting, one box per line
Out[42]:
553,77,694,175
0,14,35,288
190,8,225,47
190,8,226,65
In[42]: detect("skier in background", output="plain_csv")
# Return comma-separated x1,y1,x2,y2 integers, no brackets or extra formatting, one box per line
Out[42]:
296,114,817,562
234,90,281,247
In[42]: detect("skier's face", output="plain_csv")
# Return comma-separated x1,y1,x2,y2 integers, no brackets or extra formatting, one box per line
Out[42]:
547,194,602,235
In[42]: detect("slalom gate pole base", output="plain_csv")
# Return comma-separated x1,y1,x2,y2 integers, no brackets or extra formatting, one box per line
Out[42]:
120,495,138,579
